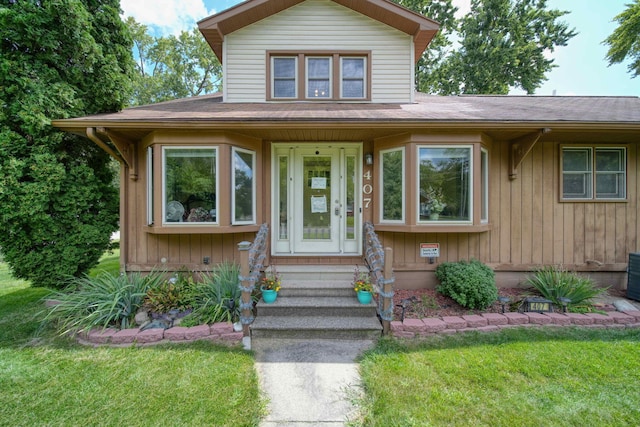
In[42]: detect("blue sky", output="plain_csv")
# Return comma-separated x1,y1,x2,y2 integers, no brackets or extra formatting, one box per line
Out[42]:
121,0,639,96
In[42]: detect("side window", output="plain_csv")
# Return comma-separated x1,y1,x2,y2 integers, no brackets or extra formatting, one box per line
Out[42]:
163,147,217,224
147,146,154,225
232,147,256,225
380,147,404,223
418,146,472,223
561,147,626,200
481,148,489,223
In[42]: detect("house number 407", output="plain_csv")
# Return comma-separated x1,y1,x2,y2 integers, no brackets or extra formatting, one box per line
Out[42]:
363,170,372,208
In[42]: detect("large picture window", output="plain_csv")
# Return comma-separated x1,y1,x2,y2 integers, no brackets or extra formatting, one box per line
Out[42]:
163,147,217,224
418,146,472,223
232,147,256,225
562,147,626,200
380,147,404,223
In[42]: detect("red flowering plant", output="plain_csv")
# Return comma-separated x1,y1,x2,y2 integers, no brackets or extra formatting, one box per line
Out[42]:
352,266,373,293
260,268,281,292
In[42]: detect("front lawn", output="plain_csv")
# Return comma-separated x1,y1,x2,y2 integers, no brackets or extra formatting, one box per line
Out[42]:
0,259,264,427
358,329,640,426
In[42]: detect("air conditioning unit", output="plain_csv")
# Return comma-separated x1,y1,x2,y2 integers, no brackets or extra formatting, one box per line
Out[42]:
627,253,640,301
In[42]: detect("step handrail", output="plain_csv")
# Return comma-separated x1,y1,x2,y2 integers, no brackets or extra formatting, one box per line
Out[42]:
363,221,394,335
238,223,269,336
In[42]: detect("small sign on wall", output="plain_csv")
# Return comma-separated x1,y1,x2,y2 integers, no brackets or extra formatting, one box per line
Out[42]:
420,243,440,258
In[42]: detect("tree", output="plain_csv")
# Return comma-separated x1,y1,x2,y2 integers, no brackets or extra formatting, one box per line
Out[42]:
393,0,576,94
126,17,222,106
0,0,135,288
391,0,459,93
604,0,640,78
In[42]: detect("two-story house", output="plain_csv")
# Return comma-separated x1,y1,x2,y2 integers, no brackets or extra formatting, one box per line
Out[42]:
53,0,640,289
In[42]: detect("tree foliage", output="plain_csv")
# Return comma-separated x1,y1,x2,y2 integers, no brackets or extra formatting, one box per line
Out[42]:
392,0,576,94
126,17,222,106
604,0,640,78
0,0,135,288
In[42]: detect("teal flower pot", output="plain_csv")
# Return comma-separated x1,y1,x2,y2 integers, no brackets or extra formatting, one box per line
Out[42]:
357,290,373,305
261,288,278,304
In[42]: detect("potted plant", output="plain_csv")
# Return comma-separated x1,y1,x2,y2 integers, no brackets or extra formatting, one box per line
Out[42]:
260,268,281,304
424,186,446,220
352,266,374,304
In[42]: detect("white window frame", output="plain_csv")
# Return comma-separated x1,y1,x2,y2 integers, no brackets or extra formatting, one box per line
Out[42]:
561,146,627,201
272,56,298,99
481,148,489,223
232,147,256,225
146,146,154,225
416,145,473,225
379,147,405,224
340,56,366,99
162,146,219,226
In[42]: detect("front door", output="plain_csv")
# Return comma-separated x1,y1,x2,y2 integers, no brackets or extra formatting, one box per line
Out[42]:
272,144,361,255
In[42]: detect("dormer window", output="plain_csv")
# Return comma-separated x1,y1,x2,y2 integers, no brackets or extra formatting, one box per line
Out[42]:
268,51,371,101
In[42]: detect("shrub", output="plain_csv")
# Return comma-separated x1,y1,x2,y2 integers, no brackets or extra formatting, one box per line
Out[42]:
181,262,247,326
44,271,166,334
435,259,498,310
526,265,606,310
144,270,196,313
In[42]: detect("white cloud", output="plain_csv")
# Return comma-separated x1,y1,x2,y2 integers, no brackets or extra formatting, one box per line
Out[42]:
451,0,471,19
121,0,213,36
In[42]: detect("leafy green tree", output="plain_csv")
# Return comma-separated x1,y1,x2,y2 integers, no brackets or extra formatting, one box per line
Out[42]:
126,17,222,105
392,0,459,93
394,0,576,94
0,0,135,288
604,0,640,78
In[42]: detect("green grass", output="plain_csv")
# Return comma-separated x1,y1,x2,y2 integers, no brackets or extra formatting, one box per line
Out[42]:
357,329,640,426
0,257,265,426
89,245,121,277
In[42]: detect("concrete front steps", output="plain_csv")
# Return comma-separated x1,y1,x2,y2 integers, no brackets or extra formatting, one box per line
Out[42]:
250,265,383,341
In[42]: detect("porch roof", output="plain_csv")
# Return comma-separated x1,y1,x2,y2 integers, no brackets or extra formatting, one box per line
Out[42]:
52,92,640,130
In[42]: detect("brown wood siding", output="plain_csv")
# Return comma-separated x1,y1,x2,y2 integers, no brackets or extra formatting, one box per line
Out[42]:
375,140,637,278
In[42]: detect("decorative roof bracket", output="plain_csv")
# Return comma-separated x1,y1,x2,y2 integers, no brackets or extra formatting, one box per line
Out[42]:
86,127,138,181
509,128,551,180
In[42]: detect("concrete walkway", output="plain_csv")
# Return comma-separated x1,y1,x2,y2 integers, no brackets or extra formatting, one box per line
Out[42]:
253,339,375,427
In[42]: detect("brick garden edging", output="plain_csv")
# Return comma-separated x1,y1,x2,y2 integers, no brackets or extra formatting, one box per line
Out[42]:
78,322,244,347
391,310,640,338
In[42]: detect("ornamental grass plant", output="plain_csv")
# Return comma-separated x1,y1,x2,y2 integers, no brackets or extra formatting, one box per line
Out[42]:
526,265,606,311
44,270,166,334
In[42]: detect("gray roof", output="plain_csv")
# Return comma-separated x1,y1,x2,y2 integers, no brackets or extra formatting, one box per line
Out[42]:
53,92,640,128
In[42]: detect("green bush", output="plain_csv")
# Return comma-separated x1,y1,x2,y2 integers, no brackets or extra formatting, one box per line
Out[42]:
526,265,606,310
435,259,498,310
144,270,196,313
44,271,166,334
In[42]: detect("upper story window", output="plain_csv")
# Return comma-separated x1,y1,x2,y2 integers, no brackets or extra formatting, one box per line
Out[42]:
561,146,626,200
268,51,370,101
418,146,472,223
162,147,218,225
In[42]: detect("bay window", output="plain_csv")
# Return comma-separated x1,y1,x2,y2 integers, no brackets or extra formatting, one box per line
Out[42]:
380,147,404,223
232,147,256,224
418,146,472,223
163,147,218,224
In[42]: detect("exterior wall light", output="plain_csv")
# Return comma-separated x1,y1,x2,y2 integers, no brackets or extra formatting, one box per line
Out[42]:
365,153,373,165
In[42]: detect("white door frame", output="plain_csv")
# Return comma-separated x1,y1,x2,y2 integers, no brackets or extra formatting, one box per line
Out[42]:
271,143,362,255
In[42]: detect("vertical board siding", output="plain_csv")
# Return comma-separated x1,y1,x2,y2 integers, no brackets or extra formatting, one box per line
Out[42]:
225,0,412,102
375,140,638,274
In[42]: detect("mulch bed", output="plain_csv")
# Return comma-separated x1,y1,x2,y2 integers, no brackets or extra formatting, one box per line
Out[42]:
391,287,624,320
